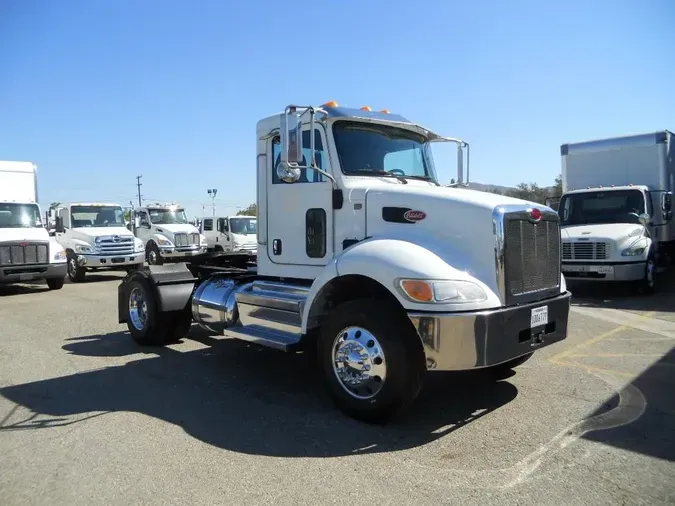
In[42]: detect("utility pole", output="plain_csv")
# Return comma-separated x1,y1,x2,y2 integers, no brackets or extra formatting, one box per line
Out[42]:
136,175,143,206
207,188,218,218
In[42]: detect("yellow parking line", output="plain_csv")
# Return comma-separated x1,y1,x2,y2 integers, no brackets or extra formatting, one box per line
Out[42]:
568,353,664,358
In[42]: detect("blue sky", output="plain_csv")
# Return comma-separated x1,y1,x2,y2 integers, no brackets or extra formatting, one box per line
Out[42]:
1,0,673,219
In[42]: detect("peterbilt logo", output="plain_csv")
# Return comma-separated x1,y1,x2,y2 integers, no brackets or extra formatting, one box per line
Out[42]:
403,210,426,222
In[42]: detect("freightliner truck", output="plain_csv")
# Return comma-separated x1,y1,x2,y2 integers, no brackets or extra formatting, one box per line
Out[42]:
117,102,571,423
0,161,67,289
557,130,673,293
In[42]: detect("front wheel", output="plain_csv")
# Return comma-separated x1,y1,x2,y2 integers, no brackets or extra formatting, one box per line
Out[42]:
46,277,65,290
146,243,164,265
67,252,86,282
636,256,656,295
316,298,426,424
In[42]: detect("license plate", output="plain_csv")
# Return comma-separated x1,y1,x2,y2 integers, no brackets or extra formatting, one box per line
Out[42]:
531,306,548,328
19,273,34,281
595,265,613,274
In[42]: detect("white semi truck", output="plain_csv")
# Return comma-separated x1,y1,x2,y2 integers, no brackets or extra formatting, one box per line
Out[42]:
131,203,207,265
53,203,146,282
0,161,67,289
201,215,257,256
558,131,673,293
116,102,571,423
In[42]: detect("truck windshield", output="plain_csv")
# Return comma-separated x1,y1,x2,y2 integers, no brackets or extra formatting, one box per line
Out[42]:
230,217,257,235
71,205,125,227
0,203,42,228
332,121,437,183
149,208,188,225
559,189,646,226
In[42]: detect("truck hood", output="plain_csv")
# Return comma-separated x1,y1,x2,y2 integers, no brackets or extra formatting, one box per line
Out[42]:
0,227,50,242
73,227,135,241
561,223,643,242
154,223,198,235
364,185,540,294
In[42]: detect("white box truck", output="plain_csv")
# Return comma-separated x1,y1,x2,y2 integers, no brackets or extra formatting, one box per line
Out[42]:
115,102,571,423
558,131,674,292
0,161,67,289
201,215,257,256
53,202,146,282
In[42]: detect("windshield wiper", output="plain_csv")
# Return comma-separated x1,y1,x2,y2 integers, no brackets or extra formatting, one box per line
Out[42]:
350,168,408,184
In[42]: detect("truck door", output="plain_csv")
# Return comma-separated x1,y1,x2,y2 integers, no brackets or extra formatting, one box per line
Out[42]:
134,210,151,242
202,218,214,248
267,127,334,265
217,217,231,251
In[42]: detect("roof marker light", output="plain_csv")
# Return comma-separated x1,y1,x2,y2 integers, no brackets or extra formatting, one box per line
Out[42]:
360,106,372,111
323,101,339,107
380,109,390,114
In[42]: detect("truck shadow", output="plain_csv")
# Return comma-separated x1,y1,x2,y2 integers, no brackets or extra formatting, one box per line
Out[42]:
581,347,675,462
0,328,518,458
569,269,675,314
0,284,51,297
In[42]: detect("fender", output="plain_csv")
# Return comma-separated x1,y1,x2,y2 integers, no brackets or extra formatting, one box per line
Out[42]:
117,263,197,324
300,237,502,333
150,232,174,246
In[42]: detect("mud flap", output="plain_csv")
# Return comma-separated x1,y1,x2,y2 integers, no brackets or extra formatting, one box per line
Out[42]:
117,264,198,324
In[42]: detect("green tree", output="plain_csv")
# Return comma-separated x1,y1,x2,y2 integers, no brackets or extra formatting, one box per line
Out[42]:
236,203,257,216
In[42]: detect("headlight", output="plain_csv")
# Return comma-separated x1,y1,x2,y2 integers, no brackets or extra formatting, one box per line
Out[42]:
135,241,145,252
53,250,66,261
398,279,487,304
76,245,93,253
621,241,647,256
157,238,173,246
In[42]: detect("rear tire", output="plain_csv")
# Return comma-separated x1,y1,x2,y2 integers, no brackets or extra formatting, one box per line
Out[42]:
46,277,65,290
125,277,173,346
316,298,426,424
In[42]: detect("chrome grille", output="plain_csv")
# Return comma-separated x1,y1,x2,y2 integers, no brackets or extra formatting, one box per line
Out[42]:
97,235,134,255
0,242,49,266
562,241,608,260
174,233,200,247
503,215,561,302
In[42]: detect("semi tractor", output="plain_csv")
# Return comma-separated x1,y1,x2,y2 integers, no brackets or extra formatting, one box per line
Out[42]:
557,131,673,292
53,202,146,282
130,203,208,265
117,102,571,423
0,161,67,289
201,215,257,256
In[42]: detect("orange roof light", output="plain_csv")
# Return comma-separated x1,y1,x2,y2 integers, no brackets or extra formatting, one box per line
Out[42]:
360,105,372,111
380,109,390,114
323,100,339,107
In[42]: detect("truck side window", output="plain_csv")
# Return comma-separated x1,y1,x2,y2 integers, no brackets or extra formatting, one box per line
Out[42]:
272,129,325,184
218,218,228,232
306,208,326,258
203,219,213,231
139,212,149,226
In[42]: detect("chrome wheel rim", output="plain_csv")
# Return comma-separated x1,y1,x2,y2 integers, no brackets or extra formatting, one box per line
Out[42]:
129,287,148,331
148,250,157,264
68,258,77,277
331,326,386,400
646,260,655,287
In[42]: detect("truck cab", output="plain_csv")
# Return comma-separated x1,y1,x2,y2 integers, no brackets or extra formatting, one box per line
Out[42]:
559,131,674,292
117,102,571,423
201,215,257,256
132,203,207,265
53,202,145,282
0,161,67,290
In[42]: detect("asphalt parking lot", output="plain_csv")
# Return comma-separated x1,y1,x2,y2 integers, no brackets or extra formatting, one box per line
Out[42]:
1,272,674,505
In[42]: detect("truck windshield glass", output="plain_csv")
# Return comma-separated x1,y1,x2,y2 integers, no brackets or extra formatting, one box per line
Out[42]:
559,190,646,226
71,205,125,227
149,208,188,225
230,217,257,235
0,203,42,228
332,121,436,182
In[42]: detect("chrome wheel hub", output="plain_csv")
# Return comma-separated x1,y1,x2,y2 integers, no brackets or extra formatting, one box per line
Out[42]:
68,258,76,275
129,287,148,331
148,250,157,264
332,326,386,400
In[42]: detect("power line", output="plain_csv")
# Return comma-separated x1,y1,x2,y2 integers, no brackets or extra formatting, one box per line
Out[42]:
136,175,143,206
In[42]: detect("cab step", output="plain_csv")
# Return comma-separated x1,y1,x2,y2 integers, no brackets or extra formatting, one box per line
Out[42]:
222,325,302,351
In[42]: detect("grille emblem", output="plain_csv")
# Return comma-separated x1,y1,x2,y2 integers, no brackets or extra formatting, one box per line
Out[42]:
112,235,121,243
528,208,542,223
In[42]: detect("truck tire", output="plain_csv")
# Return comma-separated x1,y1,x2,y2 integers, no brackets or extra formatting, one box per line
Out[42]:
316,297,426,424
125,276,174,346
146,243,164,266
125,263,143,274
636,255,656,295
67,252,86,282
46,277,65,290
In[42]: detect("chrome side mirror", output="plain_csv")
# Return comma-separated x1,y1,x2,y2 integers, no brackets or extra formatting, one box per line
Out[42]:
638,213,650,226
276,161,301,184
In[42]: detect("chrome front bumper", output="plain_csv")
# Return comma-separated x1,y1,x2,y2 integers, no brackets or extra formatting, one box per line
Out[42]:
160,246,208,258
561,261,645,282
78,252,145,267
408,291,572,371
